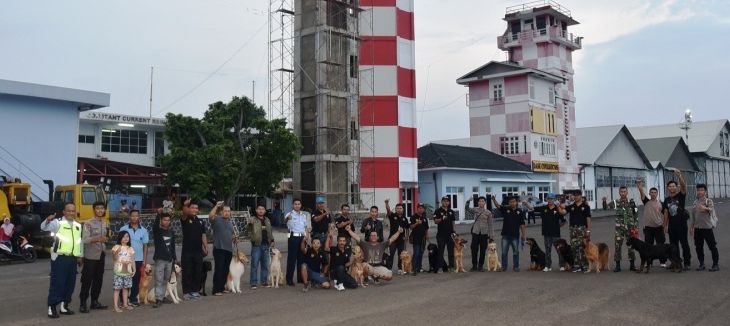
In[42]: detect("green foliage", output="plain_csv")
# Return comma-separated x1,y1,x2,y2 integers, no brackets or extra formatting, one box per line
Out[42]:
161,96,299,203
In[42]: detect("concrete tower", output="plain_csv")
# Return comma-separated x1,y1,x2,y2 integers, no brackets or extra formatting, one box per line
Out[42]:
457,2,582,192
359,0,418,215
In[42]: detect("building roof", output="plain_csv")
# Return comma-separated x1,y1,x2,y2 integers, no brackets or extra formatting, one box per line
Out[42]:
0,79,110,110
418,143,532,173
576,125,652,169
629,119,730,153
456,61,564,85
636,137,700,171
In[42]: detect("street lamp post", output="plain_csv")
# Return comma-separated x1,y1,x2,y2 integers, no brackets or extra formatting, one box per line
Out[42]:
679,109,693,142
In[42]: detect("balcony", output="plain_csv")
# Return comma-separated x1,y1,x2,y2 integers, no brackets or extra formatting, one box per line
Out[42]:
498,25,582,50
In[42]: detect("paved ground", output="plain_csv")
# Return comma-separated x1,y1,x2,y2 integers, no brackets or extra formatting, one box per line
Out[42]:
2,201,727,326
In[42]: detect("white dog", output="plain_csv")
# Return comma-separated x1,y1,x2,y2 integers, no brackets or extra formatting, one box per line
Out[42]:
227,251,249,293
268,248,284,288
145,263,182,304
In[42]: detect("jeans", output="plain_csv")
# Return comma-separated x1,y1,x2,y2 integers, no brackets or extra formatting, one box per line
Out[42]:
129,261,144,303
644,226,666,264
181,252,203,294
668,223,691,267
250,245,271,286
694,228,719,266
501,236,520,269
388,239,406,270
436,235,455,272
79,252,105,304
412,242,425,272
154,260,172,300
48,255,77,306
470,233,489,269
212,248,232,293
286,235,304,284
543,236,559,269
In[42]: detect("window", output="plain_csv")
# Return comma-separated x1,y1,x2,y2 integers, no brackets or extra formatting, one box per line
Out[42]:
502,186,519,199
63,191,73,204
471,186,480,208
350,121,359,140
540,137,556,156
545,112,556,134
349,55,358,78
526,186,534,197
500,136,520,155
529,79,535,99
548,86,555,105
538,186,550,202
78,135,95,144
101,129,148,154
445,186,464,210
401,187,414,217
493,83,503,100
82,188,96,205
585,190,594,202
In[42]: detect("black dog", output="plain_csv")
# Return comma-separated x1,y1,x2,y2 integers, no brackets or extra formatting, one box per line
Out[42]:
200,260,213,296
627,237,682,273
554,238,573,271
427,243,438,273
526,238,546,270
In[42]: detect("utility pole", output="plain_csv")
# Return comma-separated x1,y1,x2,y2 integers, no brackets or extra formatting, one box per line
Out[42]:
252,80,255,103
149,66,154,118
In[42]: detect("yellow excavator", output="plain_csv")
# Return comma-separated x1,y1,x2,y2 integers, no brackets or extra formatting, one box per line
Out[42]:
1,177,109,253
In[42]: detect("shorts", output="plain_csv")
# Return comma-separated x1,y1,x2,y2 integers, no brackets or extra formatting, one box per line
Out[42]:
306,267,328,285
365,264,392,279
113,275,133,289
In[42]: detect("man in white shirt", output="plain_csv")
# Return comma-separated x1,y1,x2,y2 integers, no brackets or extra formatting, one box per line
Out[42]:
284,198,311,286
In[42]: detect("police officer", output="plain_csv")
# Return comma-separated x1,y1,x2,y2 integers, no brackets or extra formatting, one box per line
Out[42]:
41,203,83,319
613,186,638,272
433,196,456,273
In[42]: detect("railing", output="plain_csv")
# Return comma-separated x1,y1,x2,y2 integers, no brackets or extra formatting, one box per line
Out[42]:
499,26,581,48
506,0,572,17
0,145,50,202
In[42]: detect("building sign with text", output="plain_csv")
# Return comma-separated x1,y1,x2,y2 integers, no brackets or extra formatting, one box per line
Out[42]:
80,112,166,126
532,160,559,173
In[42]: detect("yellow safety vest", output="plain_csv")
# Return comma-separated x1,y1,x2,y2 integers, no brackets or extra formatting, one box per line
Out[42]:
55,219,82,257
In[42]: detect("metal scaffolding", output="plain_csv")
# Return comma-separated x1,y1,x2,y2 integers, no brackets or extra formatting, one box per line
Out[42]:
268,0,295,124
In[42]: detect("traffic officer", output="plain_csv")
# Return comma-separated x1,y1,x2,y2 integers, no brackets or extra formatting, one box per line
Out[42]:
41,203,83,319
613,186,638,272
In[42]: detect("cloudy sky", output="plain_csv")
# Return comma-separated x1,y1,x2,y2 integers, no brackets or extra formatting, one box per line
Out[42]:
1,0,728,145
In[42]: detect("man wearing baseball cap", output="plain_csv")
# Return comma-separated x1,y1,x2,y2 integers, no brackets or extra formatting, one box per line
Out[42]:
433,196,456,273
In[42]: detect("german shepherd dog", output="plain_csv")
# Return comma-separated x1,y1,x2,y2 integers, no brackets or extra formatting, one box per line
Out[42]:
627,237,682,273
525,238,546,271
553,238,573,271
584,238,609,273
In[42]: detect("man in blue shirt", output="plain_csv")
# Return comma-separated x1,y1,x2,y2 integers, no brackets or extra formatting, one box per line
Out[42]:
285,199,311,286
118,210,149,306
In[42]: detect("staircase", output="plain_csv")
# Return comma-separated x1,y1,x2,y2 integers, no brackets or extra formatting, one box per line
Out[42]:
0,145,51,202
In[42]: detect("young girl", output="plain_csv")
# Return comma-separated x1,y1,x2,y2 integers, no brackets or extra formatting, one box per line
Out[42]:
112,231,136,312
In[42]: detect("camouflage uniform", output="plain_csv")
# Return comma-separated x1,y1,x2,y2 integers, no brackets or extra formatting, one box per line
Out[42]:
614,199,639,262
570,225,587,269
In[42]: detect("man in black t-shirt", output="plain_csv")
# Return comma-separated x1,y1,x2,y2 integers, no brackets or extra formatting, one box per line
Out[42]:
409,204,429,275
300,234,331,292
541,194,566,271
663,170,691,270
433,196,456,273
180,199,208,299
335,204,356,241
564,193,591,272
491,195,526,271
360,206,384,242
385,199,410,273
311,200,331,245
327,230,356,291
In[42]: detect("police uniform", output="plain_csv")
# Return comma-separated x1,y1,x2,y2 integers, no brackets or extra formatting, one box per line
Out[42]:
433,206,456,272
41,217,83,318
614,199,638,270
568,202,591,270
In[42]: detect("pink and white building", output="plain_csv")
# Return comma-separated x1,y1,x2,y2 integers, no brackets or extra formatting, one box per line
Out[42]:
457,2,582,191
358,0,418,214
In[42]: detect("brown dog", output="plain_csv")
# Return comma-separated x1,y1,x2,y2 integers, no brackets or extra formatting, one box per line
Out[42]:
268,248,284,288
140,263,154,305
486,241,502,272
350,246,367,287
399,250,413,274
584,238,610,273
452,234,468,273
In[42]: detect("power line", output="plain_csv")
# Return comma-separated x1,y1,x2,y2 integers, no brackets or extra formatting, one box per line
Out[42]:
155,20,268,115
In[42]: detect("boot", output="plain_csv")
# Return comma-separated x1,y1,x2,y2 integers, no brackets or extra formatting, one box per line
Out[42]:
613,261,621,272
629,260,637,272
48,305,59,319
90,301,108,310
79,300,89,314
59,302,75,315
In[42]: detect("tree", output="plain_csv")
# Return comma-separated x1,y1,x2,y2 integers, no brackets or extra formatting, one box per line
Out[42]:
161,96,299,204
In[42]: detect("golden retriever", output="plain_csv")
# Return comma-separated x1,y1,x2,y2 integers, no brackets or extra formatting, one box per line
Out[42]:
452,234,468,273
140,263,154,305
486,241,502,272
268,248,284,288
399,250,413,274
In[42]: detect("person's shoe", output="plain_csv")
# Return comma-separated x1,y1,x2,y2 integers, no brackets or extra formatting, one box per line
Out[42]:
48,305,59,319
397,269,404,275
59,302,74,315
90,301,108,310
683,265,691,271
79,303,89,314
302,282,310,293
287,282,295,287
128,301,140,307
542,267,549,272
336,283,345,291
191,292,201,299
629,260,637,272
613,262,622,272
709,265,720,272
697,264,706,271
214,292,224,296
469,267,477,272
501,267,507,272
660,263,667,269
153,300,162,308
559,267,565,272
162,297,173,304
513,267,520,272
183,293,193,301
572,267,583,273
